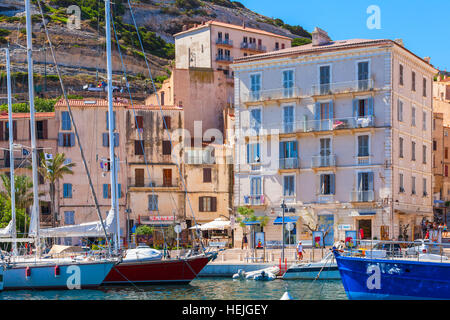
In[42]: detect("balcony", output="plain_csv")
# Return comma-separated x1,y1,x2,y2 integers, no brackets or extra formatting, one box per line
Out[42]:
311,155,336,169
240,42,266,52
311,79,374,96
241,87,302,105
128,178,179,189
216,38,233,47
243,194,266,206
350,190,374,202
279,158,299,170
215,55,233,63
298,116,375,133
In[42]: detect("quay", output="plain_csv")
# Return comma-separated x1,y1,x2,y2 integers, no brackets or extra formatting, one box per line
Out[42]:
196,247,326,277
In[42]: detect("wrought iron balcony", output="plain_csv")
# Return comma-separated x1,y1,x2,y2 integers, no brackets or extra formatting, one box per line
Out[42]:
128,178,179,188
350,190,374,202
215,55,233,62
243,194,265,206
240,42,266,52
298,116,375,133
241,87,302,103
311,79,374,96
279,158,299,170
216,38,233,46
311,155,336,168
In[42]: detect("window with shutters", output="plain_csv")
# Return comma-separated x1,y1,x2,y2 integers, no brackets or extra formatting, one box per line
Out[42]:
199,196,217,212
203,168,212,183
63,183,72,198
106,111,116,130
445,147,448,159
135,140,144,155
423,111,427,131
412,141,416,161
446,165,449,177
163,116,171,130
411,176,416,195
319,65,331,94
103,184,111,199
148,195,158,211
399,64,404,86
1,121,17,141
135,168,144,187
136,116,144,130
398,99,403,122
163,169,172,187
162,141,171,155
319,173,335,195
102,133,119,147
61,111,71,130
423,178,427,197
283,175,295,197
423,145,427,164
399,173,404,193
411,106,416,126
411,71,416,91
358,135,369,157
64,211,75,225
399,137,404,158
423,78,427,97
36,120,47,139
62,133,73,147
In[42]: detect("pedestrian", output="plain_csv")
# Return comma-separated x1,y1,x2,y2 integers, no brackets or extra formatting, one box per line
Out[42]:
242,234,248,250
296,240,303,261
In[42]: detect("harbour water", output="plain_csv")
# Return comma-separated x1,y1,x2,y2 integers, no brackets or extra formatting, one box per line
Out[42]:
0,278,347,300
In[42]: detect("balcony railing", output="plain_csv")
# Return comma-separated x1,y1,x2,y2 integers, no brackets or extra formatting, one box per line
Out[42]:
311,155,336,168
298,116,375,133
279,158,299,170
240,42,266,52
216,38,233,46
216,55,233,62
311,79,374,96
243,194,265,206
128,178,179,188
350,190,375,202
242,87,302,103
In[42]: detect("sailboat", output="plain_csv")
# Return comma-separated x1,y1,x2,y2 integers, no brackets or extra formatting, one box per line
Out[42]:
31,0,214,286
0,1,116,290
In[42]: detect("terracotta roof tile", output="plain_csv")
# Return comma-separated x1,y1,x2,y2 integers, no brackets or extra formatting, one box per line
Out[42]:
174,20,292,40
0,112,55,120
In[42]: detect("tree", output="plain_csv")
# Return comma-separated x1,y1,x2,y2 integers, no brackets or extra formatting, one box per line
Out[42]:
38,152,75,227
292,37,312,47
0,174,35,211
136,225,154,236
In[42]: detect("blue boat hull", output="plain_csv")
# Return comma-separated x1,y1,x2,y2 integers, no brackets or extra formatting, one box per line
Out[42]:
333,251,450,300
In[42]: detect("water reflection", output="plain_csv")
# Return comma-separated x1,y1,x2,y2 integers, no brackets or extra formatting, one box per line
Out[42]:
0,278,347,300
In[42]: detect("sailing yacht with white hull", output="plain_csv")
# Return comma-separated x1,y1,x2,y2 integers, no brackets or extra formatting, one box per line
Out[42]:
0,0,115,291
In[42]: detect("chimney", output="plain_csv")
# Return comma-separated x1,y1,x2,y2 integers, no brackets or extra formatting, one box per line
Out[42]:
423,56,431,64
242,20,245,29
311,27,331,46
394,39,404,47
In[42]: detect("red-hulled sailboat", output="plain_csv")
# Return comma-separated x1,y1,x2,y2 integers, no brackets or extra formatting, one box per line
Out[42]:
102,246,214,285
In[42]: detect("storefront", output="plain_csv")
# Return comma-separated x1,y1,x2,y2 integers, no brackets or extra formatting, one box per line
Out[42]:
273,216,298,246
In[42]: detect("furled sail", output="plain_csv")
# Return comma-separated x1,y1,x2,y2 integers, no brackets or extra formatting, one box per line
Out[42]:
0,220,13,237
31,210,115,238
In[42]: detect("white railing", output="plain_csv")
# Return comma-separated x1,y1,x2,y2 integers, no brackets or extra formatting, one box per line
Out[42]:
243,194,265,205
350,190,374,202
311,79,374,96
216,38,233,46
240,42,266,51
241,87,302,103
279,158,299,169
311,155,336,168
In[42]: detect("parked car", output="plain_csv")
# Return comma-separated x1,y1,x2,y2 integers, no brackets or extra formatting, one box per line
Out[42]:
406,239,441,255
372,242,402,257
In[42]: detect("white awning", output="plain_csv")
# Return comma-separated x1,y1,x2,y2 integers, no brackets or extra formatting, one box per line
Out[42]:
200,218,231,230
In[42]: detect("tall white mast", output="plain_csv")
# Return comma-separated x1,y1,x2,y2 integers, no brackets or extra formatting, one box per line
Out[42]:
25,0,41,256
105,0,120,252
6,47,17,255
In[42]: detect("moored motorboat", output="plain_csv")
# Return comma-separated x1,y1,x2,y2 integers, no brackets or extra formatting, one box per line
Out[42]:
333,241,450,300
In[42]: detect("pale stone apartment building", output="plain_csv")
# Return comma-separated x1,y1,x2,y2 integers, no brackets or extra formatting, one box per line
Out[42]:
232,28,437,247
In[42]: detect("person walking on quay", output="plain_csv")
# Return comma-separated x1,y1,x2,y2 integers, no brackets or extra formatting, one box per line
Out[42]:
296,240,303,261
242,234,248,250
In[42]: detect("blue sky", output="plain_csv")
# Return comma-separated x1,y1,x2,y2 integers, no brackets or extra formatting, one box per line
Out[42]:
240,0,449,72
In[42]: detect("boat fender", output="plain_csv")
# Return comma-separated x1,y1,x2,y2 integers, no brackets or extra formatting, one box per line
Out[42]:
54,265,60,277
25,266,31,279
